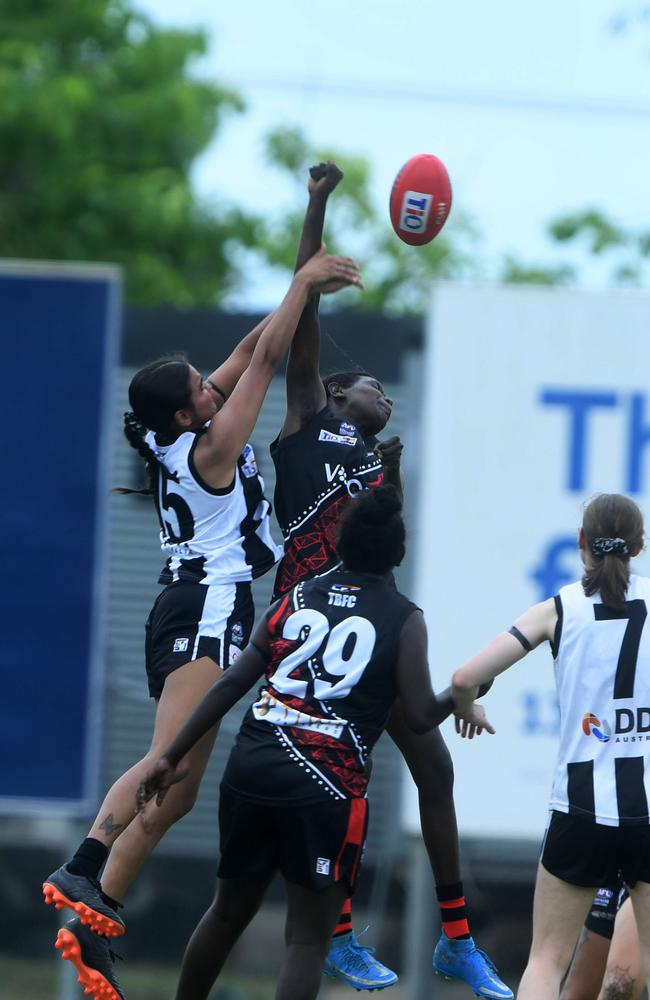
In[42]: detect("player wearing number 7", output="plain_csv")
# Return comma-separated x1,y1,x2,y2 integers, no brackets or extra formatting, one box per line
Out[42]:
451,493,650,1000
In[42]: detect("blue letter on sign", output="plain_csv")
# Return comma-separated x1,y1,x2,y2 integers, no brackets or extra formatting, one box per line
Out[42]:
540,389,618,492
627,393,650,494
530,535,578,601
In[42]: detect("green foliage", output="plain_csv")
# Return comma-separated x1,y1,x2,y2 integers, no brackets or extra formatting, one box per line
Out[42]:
500,256,576,286
256,126,480,314
0,0,253,304
547,208,650,286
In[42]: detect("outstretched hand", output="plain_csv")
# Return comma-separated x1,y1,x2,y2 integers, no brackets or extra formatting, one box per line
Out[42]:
309,161,343,196
454,703,495,740
135,757,190,815
299,245,362,295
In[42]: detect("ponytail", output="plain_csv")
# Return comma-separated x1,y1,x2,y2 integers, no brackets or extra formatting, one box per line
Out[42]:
582,494,644,607
114,355,192,497
113,412,160,496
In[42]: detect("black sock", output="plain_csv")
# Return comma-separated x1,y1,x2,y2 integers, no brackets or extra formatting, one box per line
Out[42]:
101,890,122,912
66,838,109,881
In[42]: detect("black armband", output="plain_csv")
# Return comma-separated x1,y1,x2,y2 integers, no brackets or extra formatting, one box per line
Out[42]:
206,379,227,402
508,625,532,651
249,640,271,664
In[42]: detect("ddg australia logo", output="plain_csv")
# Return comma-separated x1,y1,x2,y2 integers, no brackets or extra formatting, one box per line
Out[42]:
582,709,650,744
582,712,611,743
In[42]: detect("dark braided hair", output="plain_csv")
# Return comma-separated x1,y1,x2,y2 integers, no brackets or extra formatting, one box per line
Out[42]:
582,493,644,607
337,484,405,574
114,412,161,495
115,354,193,496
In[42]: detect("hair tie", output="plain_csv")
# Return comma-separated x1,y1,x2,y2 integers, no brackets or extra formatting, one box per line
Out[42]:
591,537,629,558
124,410,146,434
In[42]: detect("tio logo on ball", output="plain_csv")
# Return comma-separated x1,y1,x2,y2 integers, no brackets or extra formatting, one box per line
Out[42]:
399,191,432,233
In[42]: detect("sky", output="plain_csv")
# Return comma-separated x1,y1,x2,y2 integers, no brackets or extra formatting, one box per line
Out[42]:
136,0,650,308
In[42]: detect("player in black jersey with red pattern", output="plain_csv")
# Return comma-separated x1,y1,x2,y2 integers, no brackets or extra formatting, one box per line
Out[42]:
41,190,361,999
136,486,493,1000
269,161,513,996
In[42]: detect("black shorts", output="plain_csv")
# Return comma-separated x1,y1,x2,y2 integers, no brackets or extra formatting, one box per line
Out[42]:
216,789,368,892
584,879,628,940
144,581,254,699
541,810,650,889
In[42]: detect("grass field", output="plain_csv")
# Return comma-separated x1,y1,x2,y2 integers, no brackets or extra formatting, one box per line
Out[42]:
0,954,475,999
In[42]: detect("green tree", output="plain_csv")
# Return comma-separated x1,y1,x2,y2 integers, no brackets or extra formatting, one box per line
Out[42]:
254,126,480,314
500,256,576,286
548,209,650,286
0,0,258,305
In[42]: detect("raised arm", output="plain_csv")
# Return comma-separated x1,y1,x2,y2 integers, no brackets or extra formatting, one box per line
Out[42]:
193,247,361,488
279,161,344,439
395,611,493,735
452,597,558,723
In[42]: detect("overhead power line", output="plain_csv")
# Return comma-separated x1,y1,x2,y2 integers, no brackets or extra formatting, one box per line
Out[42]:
236,75,650,119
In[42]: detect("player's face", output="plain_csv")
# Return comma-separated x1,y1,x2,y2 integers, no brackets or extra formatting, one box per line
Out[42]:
185,367,219,426
340,376,393,436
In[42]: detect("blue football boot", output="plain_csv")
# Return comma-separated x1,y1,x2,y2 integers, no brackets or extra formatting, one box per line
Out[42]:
433,934,513,999
324,930,399,991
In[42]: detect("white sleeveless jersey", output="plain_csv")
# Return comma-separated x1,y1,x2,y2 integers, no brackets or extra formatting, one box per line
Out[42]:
145,430,283,586
550,574,650,826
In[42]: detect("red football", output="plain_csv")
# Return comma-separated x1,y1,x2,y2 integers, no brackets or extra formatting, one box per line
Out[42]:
389,154,452,246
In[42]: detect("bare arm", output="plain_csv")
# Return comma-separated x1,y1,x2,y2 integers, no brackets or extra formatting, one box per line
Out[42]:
452,598,558,720
396,611,493,735
136,616,273,809
280,162,344,439
194,248,361,487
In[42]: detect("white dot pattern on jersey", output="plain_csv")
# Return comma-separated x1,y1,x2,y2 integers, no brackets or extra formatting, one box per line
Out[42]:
283,457,382,536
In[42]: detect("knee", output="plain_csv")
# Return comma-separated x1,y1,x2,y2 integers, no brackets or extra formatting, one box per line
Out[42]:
145,782,200,831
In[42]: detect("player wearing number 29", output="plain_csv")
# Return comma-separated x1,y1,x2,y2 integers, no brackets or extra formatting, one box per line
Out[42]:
452,493,650,999
41,214,361,996
135,485,491,1000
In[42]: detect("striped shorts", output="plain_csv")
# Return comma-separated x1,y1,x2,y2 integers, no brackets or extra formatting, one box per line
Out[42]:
144,580,254,698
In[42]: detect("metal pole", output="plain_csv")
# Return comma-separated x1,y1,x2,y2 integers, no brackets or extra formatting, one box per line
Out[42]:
403,834,441,1000
57,820,83,1000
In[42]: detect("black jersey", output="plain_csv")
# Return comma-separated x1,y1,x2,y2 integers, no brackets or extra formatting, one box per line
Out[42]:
270,407,383,597
221,569,418,806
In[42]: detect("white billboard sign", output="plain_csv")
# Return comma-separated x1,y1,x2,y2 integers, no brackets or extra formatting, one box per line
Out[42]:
405,284,650,840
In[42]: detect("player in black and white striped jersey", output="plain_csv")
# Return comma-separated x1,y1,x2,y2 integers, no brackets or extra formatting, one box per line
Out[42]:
452,493,650,999
42,241,362,1000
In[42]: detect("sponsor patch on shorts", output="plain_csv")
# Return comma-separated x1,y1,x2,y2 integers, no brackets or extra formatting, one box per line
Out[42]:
173,637,189,653
316,857,331,875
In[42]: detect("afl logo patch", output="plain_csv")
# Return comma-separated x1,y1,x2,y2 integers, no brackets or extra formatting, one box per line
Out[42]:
240,443,258,478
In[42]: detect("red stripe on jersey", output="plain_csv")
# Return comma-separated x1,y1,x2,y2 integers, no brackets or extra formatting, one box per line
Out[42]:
268,596,290,634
